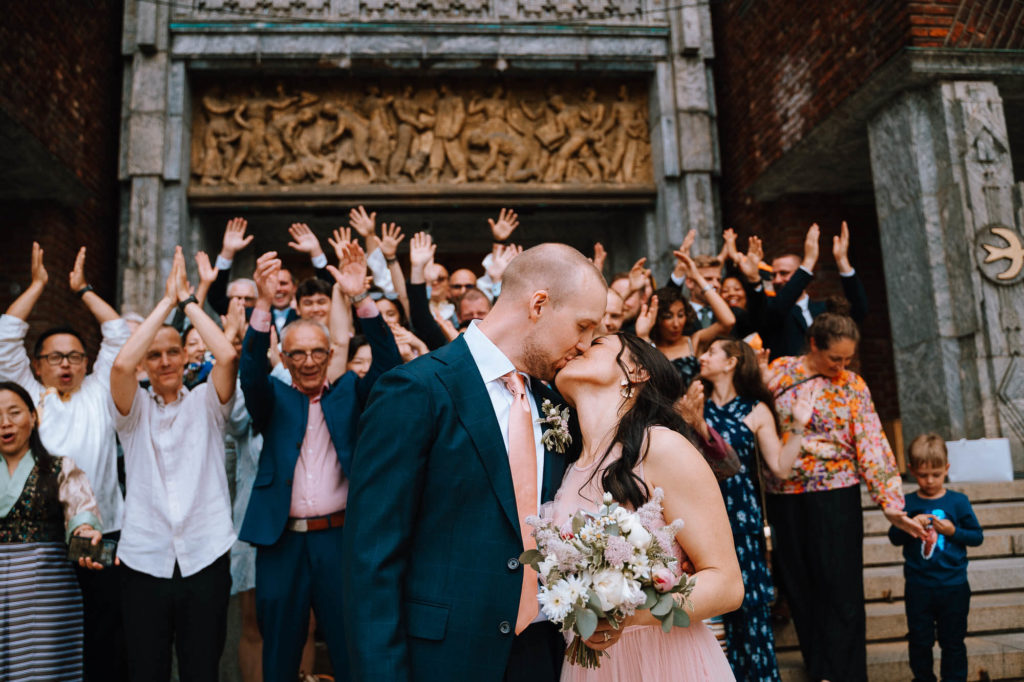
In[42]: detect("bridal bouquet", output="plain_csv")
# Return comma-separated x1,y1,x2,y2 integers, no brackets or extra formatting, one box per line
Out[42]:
520,489,696,669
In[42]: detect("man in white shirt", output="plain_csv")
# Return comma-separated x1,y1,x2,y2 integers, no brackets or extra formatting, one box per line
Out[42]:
109,247,239,682
0,243,130,681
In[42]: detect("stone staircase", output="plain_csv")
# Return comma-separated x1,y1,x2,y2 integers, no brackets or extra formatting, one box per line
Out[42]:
776,479,1024,681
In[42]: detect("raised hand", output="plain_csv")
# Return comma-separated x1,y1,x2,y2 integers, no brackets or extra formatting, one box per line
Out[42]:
756,347,772,384
802,223,820,271
832,220,852,273
195,251,218,286
627,257,650,295
173,247,192,303
635,294,659,341
31,242,48,288
328,227,353,263
721,228,739,263
327,241,369,298
672,229,696,278
379,223,405,260
409,232,436,284
488,207,519,242
69,246,88,292
253,251,282,305
349,205,376,239
221,296,247,344
287,223,325,259
791,385,818,430
591,242,607,273
671,250,699,282
487,243,522,283
220,217,253,259
736,235,763,283
675,379,708,438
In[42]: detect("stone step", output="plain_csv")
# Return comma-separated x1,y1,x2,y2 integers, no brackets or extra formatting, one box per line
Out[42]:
863,557,1024,601
864,528,1024,566
778,632,1024,682
863,501,1024,536
774,592,1024,648
860,479,1024,509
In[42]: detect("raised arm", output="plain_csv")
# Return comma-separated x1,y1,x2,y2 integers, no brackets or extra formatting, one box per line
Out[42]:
406,232,448,350
678,253,734,351
288,222,333,285
327,283,353,384
69,247,118,324
175,248,238,405
240,251,283,431
349,205,381,256
6,241,47,321
645,428,744,621
379,222,409,319
110,260,178,416
209,217,253,315
751,389,813,478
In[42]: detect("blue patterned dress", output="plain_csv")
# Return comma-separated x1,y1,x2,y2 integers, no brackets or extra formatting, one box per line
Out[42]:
704,397,782,682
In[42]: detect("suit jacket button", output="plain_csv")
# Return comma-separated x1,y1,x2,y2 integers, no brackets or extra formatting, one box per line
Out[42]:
498,621,511,635
507,557,520,571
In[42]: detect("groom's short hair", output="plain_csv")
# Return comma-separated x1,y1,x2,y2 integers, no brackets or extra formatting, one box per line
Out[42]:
500,243,606,306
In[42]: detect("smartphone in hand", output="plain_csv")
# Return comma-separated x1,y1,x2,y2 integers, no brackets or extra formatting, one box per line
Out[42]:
67,535,118,567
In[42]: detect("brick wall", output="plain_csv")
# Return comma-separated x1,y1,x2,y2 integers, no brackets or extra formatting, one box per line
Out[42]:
0,1,124,360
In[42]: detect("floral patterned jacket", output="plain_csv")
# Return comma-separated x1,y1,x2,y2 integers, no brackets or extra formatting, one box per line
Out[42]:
764,356,905,512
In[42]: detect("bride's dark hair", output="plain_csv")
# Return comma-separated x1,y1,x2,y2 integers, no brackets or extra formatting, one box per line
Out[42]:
578,333,693,509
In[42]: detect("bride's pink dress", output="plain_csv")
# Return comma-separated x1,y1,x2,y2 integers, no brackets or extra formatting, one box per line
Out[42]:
549,440,736,682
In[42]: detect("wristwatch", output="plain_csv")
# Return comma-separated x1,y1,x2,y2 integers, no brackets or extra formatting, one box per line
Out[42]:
75,284,94,298
351,290,370,304
178,295,198,313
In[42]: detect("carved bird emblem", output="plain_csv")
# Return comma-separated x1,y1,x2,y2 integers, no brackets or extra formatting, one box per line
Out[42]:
981,227,1024,281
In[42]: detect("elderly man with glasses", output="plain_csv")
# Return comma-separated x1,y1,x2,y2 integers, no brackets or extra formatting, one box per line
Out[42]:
238,243,400,681
0,242,132,681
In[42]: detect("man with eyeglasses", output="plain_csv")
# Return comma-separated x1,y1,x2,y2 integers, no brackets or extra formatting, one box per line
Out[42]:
0,242,131,681
238,243,400,680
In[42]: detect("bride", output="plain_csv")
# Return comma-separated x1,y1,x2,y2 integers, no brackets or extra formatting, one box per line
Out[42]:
551,332,744,681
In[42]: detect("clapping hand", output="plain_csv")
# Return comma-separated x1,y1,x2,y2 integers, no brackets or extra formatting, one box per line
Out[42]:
69,246,88,292
721,228,739,264
253,251,282,306
221,297,247,345
635,294,659,341
672,229,696,279
833,220,853,273
675,379,709,440
379,223,406,261
327,241,369,298
172,247,192,304
488,207,519,242
31,241,48,288
221,217,253,259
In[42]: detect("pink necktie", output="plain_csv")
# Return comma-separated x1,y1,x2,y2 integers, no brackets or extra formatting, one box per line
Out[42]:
501,371,539,634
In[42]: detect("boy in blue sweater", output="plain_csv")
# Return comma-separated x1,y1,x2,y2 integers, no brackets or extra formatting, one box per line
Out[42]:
888,434,984,682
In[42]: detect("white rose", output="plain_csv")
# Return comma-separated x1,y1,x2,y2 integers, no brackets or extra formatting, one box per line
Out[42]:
622,518,652,549
592,569,633,611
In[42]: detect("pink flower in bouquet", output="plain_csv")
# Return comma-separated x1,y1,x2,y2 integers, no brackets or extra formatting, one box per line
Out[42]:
603,535,633,569
652,566,680,593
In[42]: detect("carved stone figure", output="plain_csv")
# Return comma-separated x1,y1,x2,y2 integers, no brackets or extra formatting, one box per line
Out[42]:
195,89,241,186
598,84,642,181
363,85,396,173
322,98,377,182
228,86,298,184
428,84,469,184
389,85,431,181
543,92,604,183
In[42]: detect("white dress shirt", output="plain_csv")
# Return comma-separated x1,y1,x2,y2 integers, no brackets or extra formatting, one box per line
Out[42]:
111,382,236,578
0,314,129,532
462,321,544,510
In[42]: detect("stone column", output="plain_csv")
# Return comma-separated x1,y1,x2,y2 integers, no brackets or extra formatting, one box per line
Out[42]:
868,81,1024,468
118,0,192,315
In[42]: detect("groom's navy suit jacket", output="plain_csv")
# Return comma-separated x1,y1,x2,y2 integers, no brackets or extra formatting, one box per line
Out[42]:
341,336,579,682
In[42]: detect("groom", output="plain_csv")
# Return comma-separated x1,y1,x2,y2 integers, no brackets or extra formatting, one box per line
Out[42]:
342,244,608,681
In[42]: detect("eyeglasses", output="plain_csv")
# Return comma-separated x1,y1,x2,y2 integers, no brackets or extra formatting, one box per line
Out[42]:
282,348,329,363
449,283,473,291
37,351,87,366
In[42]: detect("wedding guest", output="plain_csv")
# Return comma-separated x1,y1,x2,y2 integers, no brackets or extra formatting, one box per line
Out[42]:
650,254,734,390
601,288,626,334
456,287,492,328
238,244,400,681
345,335,371,378
671,254,724,329
407,232,457,351
698,338,814,681
449,268,478,302
762,222,868,359
0,243,131,681
109,248,239,682
0,380,107,682
764,313,924,682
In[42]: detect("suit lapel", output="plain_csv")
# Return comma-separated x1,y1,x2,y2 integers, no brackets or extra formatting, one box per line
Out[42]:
435,339,521,535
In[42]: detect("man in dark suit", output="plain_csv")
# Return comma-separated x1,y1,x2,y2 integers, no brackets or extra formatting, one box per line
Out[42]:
761,222,868,359
239,246,401,681
342,244,608,682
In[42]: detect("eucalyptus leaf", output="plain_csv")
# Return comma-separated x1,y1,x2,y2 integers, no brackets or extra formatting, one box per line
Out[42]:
575,607,598,640
641,587,658,610
519,549,542,567
605,523,621,537
661,614,673,633
672,607,690,628
572,515,585,535
651,593,674,617
587,590,605,615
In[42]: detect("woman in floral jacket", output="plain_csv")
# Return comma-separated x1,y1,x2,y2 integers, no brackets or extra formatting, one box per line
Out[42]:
763,314,925,682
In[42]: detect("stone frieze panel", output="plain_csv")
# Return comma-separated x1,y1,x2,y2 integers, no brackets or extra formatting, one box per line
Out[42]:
189,78,653,190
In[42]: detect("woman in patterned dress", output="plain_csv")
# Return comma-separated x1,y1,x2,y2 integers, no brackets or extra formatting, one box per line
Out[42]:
762,314,925,682
0,381,106,681
699,338,813,681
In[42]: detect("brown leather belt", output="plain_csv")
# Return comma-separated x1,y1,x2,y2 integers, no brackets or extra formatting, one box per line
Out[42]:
286,511,345,533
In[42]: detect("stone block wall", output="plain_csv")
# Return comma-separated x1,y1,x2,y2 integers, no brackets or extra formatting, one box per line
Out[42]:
0,0,125,356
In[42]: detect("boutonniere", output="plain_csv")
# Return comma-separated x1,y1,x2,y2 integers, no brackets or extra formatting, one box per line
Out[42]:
536,399,572,454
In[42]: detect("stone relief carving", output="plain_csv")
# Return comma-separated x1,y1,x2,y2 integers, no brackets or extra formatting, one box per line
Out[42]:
185,0,657,22
190,80,653,188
